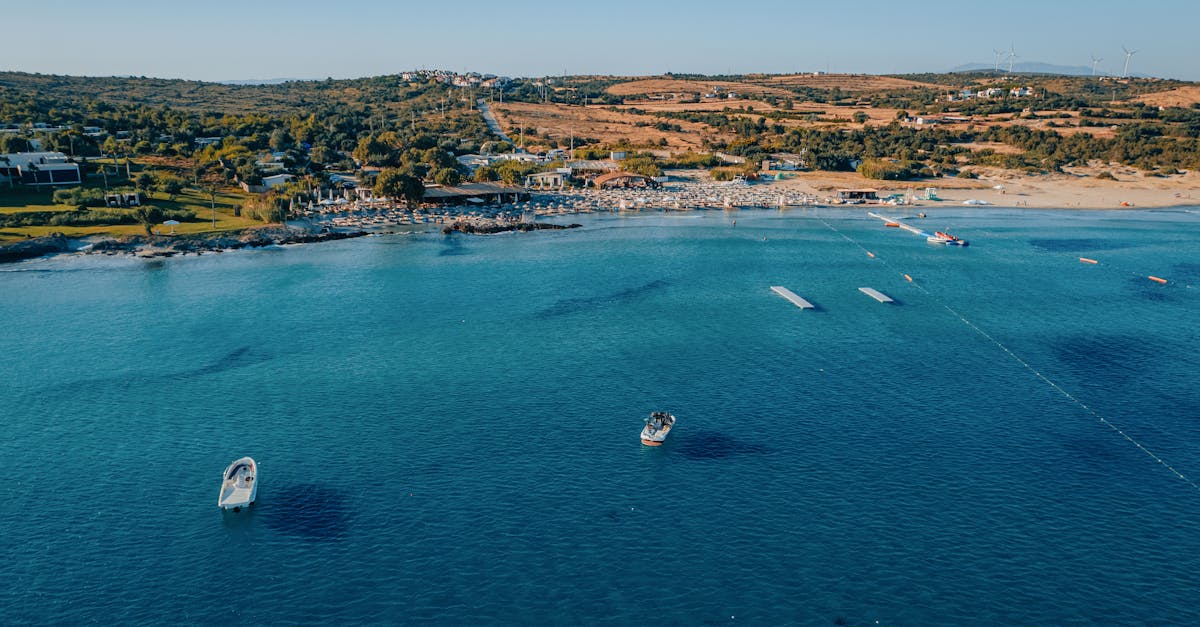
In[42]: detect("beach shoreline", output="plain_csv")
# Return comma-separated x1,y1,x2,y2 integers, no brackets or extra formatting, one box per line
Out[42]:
3,169,1196,265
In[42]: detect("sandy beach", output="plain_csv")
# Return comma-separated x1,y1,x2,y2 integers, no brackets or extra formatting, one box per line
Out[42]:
766,165,1200,210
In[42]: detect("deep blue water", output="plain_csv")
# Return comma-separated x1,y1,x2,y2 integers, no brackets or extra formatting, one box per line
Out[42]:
2,207,1199,624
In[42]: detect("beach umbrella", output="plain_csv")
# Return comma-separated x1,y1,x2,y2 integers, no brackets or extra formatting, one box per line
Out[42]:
162,219,180,234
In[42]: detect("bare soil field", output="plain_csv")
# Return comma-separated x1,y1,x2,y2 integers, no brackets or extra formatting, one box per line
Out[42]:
605,79,794,98
617,100,781,113
490,102,721,150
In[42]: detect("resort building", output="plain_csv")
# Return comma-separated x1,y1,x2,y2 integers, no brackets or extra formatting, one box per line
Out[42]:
525,171,567,190
0,151,82,186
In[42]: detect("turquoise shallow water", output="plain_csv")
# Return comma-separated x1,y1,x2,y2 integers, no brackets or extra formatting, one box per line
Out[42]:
2,207,1199,624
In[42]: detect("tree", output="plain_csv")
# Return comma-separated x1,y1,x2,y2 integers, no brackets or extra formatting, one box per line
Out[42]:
157,174,185,200
0,135,32,153
433,167,462,186
269,128,294,152
134,172,157,198
473,165,498,182
374,168,424,209
133,205,165,235
853,112,870,124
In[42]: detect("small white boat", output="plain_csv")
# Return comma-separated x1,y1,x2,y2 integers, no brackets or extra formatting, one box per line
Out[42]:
926,230,969,246
218,457,258,511
641,412,676,446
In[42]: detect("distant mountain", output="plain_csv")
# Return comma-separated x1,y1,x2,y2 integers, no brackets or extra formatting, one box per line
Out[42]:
219,78,310,85
950,61,1102,76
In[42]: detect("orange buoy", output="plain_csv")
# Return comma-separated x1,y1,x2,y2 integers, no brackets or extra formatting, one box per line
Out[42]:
904,274,913,282
1149,276,1168,284
1079,257,1098,264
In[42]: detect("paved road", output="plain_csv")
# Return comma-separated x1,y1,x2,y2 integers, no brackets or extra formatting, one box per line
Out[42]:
477,99,514,145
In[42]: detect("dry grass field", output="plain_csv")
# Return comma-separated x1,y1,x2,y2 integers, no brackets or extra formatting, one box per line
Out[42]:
1137,85,1200,108
755,73,942,91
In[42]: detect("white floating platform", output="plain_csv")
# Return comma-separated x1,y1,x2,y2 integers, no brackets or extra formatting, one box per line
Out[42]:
858,287,894,303
770,286,815,309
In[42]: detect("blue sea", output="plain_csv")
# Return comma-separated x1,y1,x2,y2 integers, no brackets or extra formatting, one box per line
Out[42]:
2,207,1199,624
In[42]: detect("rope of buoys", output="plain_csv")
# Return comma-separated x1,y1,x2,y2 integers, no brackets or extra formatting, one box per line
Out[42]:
813,211,1200,494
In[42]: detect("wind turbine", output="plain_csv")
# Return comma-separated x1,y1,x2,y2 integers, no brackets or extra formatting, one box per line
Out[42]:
1089,55,1102,76
1007,44,1018,74
1121,46,1138,78
993,48,1005,72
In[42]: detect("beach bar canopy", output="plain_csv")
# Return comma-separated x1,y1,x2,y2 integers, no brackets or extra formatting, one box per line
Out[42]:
421,183,529,206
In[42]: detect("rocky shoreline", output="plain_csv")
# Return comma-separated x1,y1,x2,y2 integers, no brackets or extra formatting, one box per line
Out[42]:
0,226,368,264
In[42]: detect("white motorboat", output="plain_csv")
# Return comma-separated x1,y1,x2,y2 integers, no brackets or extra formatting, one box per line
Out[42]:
926,230,969,246
641,412,676,446
218,457,258,511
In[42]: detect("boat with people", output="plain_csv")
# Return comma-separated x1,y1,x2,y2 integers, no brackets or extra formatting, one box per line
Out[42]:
218,457,258,511
641,412,676,446
927,230,969,246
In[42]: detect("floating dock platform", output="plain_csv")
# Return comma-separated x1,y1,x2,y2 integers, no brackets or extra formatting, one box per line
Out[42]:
858,287,894,303
868,212,928,237
770,286,815,309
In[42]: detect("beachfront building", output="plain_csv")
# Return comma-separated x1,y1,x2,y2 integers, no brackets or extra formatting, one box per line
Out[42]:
591,172,662,190
564,159,618,183
836,189,879,203
0,151,81,186
525,171,567,190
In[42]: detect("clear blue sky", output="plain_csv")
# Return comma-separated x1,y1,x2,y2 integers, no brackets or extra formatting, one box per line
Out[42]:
6,0,1198,81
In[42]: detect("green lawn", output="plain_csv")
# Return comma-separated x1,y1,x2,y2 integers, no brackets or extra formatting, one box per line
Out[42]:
0,182,263,242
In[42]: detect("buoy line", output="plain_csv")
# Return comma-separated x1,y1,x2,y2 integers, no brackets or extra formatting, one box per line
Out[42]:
814,213,1200,492
859,213,1195,290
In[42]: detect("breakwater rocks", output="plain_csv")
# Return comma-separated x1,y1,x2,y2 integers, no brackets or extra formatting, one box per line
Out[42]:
442,220,581,235
0,227,368,263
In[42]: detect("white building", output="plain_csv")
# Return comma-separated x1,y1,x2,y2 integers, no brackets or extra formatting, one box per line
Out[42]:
0,151,81,186
262,173,295,189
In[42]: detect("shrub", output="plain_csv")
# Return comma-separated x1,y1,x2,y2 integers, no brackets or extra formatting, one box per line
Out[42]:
857,159,926,180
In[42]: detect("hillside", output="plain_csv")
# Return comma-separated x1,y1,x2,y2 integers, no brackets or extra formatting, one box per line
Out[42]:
1137,85,1200,108
0,72,419,115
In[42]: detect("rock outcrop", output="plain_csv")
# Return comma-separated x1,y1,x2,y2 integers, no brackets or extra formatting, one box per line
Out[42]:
442,221,581,235
0,226,368,263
